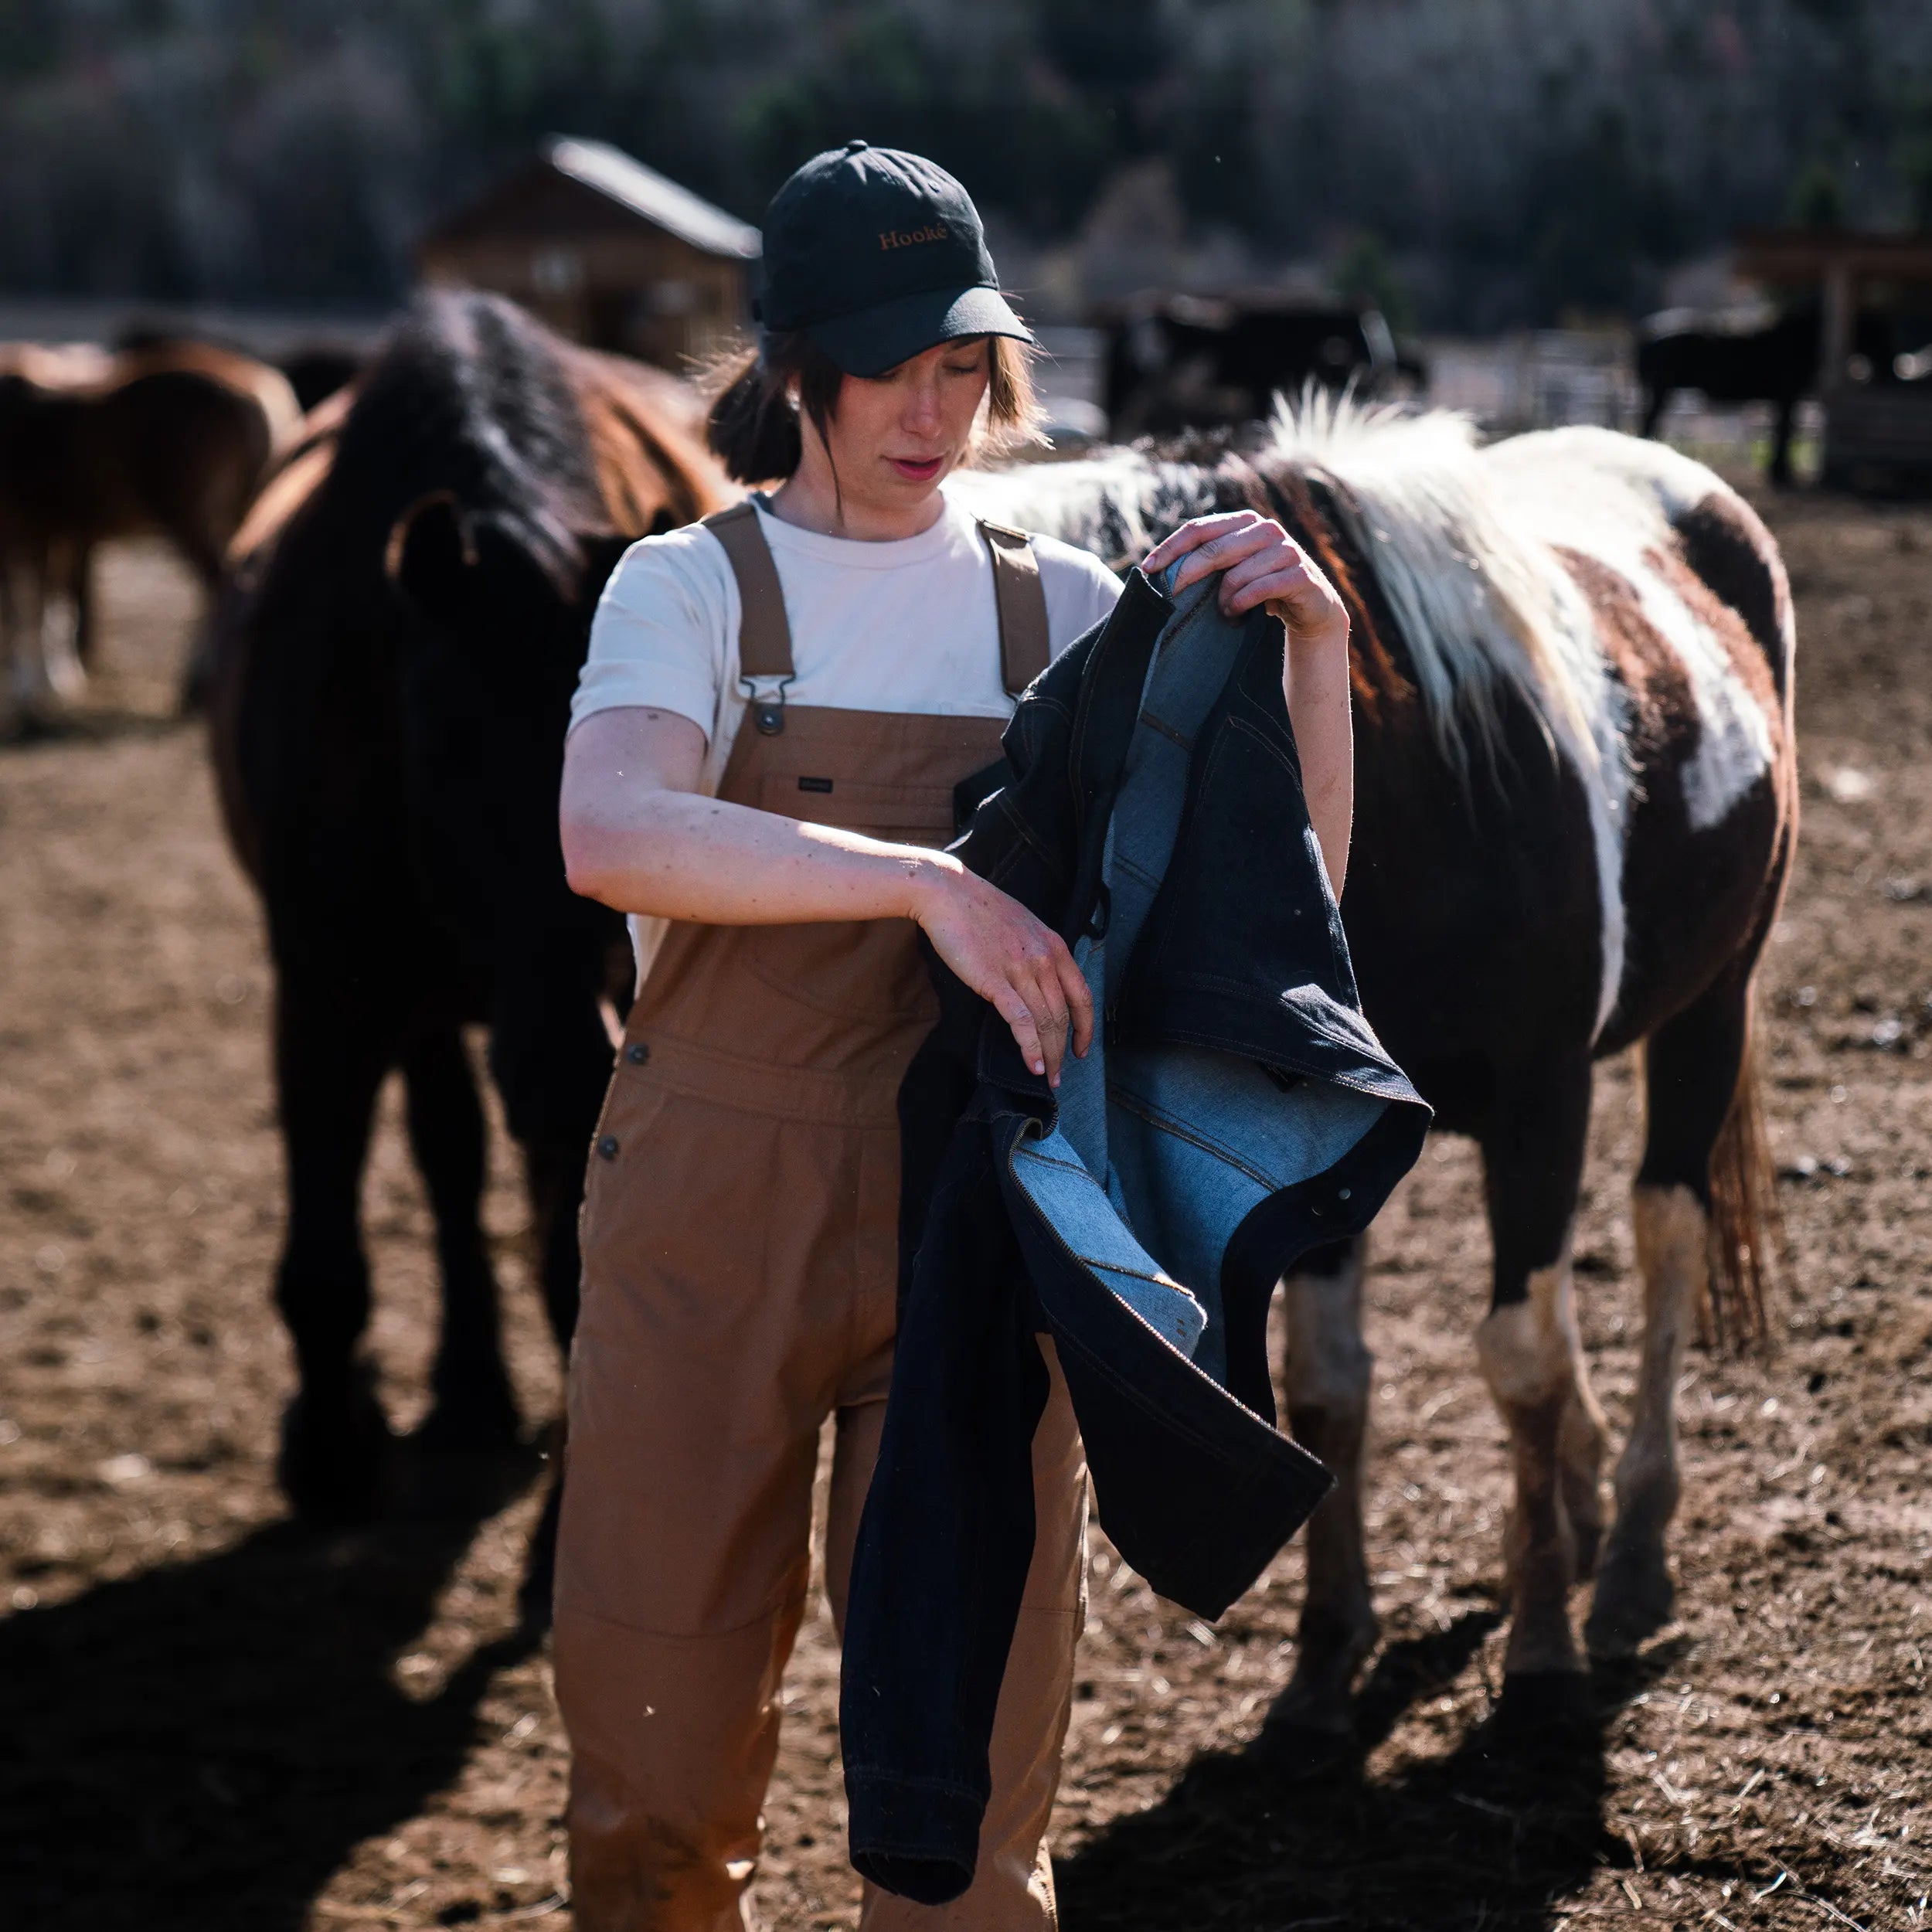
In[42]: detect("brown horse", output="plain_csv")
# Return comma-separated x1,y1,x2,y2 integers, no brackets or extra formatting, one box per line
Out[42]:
953,397,1796,1736
0,339,299,721
209,291,727,1610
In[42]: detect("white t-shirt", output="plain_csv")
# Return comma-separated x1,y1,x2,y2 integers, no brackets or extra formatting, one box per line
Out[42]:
570,488,1124,793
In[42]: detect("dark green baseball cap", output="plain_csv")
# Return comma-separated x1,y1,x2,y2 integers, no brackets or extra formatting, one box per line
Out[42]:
754,141,1033,377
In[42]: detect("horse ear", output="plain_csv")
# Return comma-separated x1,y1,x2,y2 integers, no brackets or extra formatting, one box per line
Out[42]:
386,489,478,620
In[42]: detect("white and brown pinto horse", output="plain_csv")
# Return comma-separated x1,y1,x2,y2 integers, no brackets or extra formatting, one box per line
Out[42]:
952,400,1796,1734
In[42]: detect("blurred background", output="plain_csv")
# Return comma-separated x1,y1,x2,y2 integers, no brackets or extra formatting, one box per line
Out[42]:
3,0,1932,469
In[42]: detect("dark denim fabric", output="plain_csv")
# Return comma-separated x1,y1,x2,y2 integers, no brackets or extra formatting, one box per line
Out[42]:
841,568,1432,1903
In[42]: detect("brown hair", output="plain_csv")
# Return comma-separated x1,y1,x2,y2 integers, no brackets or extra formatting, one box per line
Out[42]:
703,328,1045,485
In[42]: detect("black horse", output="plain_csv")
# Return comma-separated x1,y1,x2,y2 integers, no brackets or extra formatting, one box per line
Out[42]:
1101,295,1423,440
209,291,726,1608
1636,302,1894,485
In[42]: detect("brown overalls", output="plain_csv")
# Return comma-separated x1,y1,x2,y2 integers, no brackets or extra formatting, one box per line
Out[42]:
555,503,1090,1932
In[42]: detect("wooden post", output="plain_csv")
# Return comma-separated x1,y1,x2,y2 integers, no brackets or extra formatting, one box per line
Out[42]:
1819,260,1853,393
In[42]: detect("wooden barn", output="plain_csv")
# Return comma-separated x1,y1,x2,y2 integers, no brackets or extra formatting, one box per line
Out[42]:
417,138,761,370
1736,226,1932,491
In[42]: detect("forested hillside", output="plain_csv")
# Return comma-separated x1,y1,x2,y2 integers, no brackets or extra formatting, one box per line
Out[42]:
2,0,1929,327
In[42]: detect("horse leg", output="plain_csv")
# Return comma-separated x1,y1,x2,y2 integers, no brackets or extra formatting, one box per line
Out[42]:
0,550,17,719
515,1133,589,1627
1587,976,1747,1657
1268,1234,1379,1753
402,1025,522,1452
273,983,395,1522
70,540,96,673
1475,1056,1604,1715
39,538,87,701
173,523,229,712
1639,386,1668,441
6,541,56,721
526,1135,585,1353
1768,396,1797,489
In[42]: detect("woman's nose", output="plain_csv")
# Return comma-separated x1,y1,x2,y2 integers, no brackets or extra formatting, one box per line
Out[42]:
903,381,942,434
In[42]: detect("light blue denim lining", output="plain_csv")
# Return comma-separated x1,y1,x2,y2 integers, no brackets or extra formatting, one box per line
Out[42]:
1007,564,1388,1380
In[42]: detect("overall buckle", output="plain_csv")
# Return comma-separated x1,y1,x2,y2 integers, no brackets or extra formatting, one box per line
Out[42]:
741,675,793,736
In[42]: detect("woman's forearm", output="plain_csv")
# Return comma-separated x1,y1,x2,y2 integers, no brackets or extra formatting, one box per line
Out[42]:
563,782,954,924
1285,619,1354,894
559,706,1093,1082
560,705,955,924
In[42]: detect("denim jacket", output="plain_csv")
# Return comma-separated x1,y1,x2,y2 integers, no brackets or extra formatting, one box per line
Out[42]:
840,566,1431,1903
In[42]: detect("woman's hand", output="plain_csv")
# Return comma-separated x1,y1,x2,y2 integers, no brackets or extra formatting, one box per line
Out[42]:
1140,509,1356,893
1142,509,1349,649
909,856,1093,1087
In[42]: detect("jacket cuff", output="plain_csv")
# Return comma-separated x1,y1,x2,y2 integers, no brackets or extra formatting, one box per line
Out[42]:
845,1770,985,1905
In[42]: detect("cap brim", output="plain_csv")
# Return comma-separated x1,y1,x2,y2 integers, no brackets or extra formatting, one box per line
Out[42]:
805,284,1033,377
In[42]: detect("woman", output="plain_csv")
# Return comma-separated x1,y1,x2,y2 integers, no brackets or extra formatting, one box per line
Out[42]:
556,142,1353,1931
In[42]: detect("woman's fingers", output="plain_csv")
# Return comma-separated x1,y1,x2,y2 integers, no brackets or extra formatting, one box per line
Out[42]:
915,868,1098,1087
1172,523,1280,595
1053,938,1097,1059
1142,509,1262,579
1219,553,1312,613
1146,513,1350,629
1029,954,1072,1086
992,981,1047,1080
992,935,1091,1087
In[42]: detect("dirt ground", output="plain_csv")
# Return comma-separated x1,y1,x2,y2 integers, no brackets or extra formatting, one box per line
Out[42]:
2,479,1928,1932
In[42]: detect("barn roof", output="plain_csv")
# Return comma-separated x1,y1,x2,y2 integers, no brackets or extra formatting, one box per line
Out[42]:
544,139,761,261
420,138,762,263
1736,226,1932,288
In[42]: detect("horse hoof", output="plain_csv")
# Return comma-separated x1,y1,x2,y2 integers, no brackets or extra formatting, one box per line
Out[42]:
1490,1670,1595,1747
277,1381,393,1525
1586,1547,1675,1659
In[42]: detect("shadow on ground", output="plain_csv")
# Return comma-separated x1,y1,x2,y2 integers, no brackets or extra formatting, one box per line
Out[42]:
1059,1611,1698,1931
0,1452,539,1930
0,706,187,750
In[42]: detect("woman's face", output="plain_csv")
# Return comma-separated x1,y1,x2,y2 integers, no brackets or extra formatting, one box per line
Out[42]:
812,336,991,509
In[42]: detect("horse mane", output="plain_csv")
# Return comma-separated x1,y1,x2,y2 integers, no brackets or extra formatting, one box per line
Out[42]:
561,343,730,539
961,396,1641,778
1253,389,1620,778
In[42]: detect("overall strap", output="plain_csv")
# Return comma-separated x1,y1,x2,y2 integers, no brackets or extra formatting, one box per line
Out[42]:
979,519,1051,698
703,501,794,679
702,499,1053,722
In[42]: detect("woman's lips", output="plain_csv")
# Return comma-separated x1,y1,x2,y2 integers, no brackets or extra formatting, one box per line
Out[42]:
888,455,944,481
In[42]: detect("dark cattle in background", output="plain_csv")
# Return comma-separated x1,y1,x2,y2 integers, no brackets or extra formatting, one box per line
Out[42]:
1635,303,1897,486
1101,296,1423,440
955,404,1795,1742
0,338,299,723
208,290,728,1613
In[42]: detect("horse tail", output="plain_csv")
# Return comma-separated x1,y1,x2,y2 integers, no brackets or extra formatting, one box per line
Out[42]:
1704,988,1781,1350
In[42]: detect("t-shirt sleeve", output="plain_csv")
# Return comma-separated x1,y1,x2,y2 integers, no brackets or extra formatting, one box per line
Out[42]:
570,527,734,740
1034,535,1126,658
